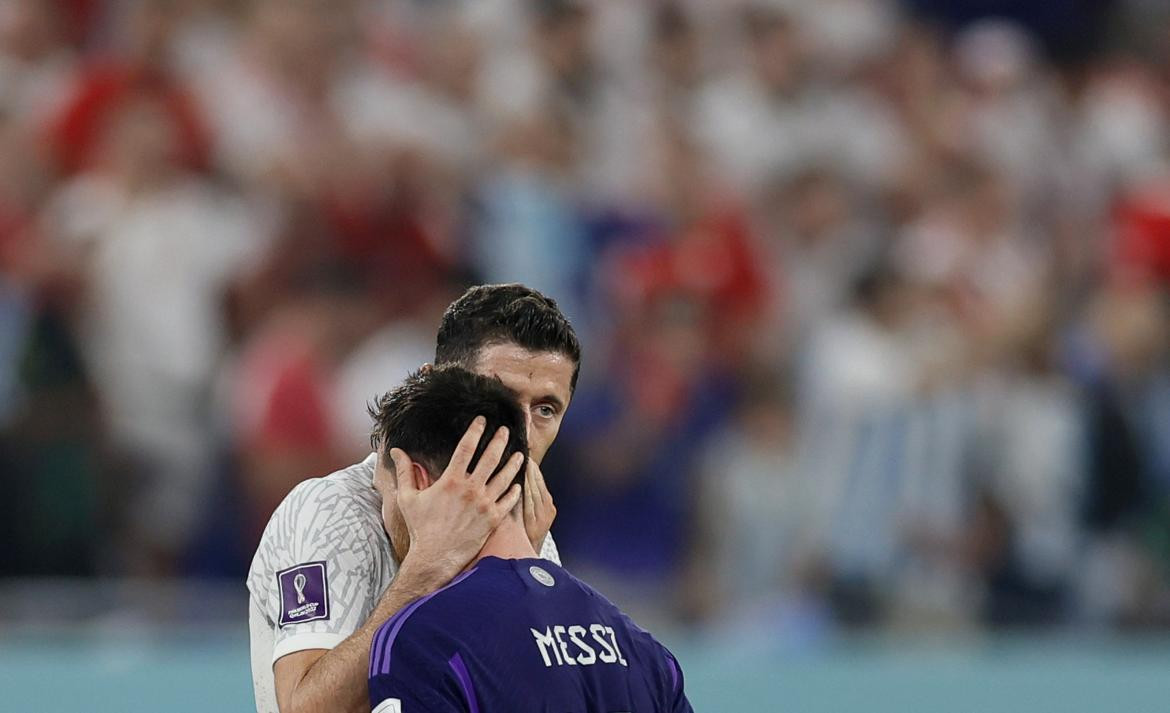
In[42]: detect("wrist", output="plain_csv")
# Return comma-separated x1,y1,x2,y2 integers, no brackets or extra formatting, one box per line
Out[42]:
395,551,459,594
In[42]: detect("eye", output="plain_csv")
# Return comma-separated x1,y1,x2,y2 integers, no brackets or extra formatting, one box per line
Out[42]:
535,404,557,420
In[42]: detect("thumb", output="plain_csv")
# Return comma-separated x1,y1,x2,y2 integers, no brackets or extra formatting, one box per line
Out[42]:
389,448,417,497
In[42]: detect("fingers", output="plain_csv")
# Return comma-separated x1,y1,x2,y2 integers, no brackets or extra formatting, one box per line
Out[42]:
542,473,555,511
470,424,510,485
523,460,539,522
487,451,525,501
493,483,523,519
389,448,416,495
530,460,552,508
445,416,486,479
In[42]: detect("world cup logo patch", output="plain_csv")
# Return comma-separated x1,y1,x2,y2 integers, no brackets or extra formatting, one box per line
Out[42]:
278,562,330,627
294,573,308,604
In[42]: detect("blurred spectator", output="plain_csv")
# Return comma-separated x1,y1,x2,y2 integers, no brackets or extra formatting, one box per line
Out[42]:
695,4,811,193
973,316,1086,627
758,168,877,346
684,371,820,625
43,95,265,573
48,0,211,175
798,263,976,626
603,122,769,362
225,265,377,546
468,102,590,324
0,0,1168,637
1114,170,1170,286
554,291,736,612
1076,282,1170,626
0,0,75,125
0,277,105,577
953,20,1060,206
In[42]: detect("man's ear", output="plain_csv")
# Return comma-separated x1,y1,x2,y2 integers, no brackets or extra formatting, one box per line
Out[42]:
411,462,432,491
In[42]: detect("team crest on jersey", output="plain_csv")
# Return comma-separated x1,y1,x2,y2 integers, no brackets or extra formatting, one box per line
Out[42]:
372,699,402,713
278,562,330,627
529,565,555,587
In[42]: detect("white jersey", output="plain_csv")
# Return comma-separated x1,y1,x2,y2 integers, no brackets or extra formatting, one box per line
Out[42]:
246,453,562,712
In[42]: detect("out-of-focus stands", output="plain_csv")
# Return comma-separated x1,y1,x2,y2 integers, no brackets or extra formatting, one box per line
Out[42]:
1,0,1169,636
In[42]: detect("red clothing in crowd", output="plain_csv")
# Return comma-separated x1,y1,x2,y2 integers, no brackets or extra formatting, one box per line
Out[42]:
613,207,770,354
48,61,211,174
1114,177,1170,286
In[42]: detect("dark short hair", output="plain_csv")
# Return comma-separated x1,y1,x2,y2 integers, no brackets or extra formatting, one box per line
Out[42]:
369,366,529,490
435,284,582,392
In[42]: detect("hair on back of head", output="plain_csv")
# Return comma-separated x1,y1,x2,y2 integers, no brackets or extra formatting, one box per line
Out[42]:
369,366,529,490
435,283,581,392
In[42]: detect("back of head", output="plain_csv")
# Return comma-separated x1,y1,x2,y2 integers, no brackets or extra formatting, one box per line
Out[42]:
435,284,581,392
369,366,529,488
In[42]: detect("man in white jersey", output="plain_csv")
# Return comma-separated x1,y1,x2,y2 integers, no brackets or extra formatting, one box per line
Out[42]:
247,284,581,713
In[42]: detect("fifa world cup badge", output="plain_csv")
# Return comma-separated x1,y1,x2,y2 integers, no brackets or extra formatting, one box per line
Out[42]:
294,573,307,604
277,562,330,626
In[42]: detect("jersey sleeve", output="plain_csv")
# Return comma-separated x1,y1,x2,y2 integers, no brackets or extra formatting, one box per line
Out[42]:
539,532,562,565
663,650,695,713
247,478,383,663
368,614,468,712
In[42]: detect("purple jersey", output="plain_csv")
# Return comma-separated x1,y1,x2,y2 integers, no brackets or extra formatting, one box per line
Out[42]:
369,556,693,713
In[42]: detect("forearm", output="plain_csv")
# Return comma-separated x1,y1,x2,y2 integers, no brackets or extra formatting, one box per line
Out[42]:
285,559,450,713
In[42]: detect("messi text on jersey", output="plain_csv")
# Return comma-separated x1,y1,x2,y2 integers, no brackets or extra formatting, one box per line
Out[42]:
530,624,629,668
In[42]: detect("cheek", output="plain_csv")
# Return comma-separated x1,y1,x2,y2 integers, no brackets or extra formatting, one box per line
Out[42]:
531,421,562,458
388,508,411,558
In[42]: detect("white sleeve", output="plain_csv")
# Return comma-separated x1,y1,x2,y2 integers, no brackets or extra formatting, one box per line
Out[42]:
540,532,561,566
247,478,383,664
249,597,279,713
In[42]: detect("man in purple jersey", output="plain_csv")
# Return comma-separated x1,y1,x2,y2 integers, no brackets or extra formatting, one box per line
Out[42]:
367,367,693,712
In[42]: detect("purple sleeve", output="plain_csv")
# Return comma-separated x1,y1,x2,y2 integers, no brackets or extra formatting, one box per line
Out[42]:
368,615,467,712
368,568,484,711
665,651,695,713
368,642,467,711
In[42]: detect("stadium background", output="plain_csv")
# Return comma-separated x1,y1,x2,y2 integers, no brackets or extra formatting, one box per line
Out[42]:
2,0,1170,710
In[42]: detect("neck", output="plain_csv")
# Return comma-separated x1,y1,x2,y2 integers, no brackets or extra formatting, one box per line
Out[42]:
471,514,537,567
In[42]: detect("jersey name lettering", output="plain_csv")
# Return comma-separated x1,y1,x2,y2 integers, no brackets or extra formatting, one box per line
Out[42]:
530,624,629,668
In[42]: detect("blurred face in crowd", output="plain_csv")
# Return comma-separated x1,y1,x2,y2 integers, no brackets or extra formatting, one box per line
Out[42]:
0,0,61,60
747,10,801,94
97,99,182,187
965,171,1013,239
652,4,700,89
535,3,593,82
251,0,350,90
123,0,180,67
427,17,483,102
785,171,850,242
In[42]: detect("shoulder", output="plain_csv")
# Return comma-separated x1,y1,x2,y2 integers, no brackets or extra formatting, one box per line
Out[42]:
567,571,672,655
387,566,491,633
262,474,371,543
370,568,487,677
309,455,380,506
265,457,379,535
538,533,562,565
247,458,382,593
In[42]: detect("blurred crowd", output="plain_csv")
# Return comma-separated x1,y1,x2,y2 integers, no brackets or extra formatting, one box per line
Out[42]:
2,0,1170,636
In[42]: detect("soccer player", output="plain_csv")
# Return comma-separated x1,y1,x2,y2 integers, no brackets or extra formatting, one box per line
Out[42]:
368,367,693,713
248,285,581,713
